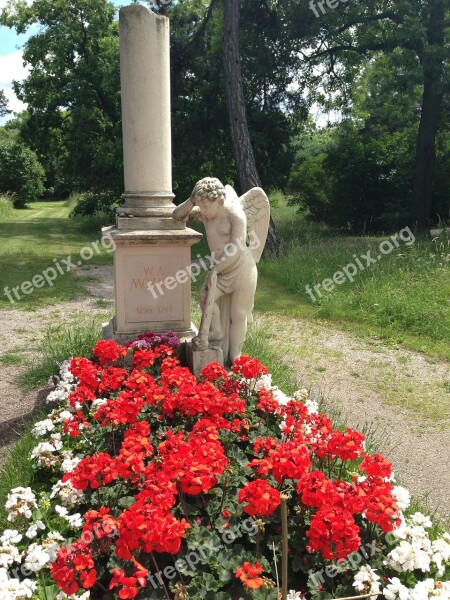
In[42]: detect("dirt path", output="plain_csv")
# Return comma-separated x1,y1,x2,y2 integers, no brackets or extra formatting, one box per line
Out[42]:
0,265,449,519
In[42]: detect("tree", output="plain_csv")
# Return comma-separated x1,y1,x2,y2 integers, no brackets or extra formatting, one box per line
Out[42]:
292,0,450,230
222,0,282,254
0,90,11,118
0,138,45,207
1,0,122,196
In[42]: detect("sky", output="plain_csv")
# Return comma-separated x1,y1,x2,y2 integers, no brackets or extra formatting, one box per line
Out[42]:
0,0,124,124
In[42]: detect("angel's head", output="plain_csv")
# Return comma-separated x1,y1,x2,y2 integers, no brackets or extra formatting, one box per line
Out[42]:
191,177,226,219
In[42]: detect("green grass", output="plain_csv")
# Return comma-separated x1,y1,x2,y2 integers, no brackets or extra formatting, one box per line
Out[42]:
257,198,450,359
0,199,114,310
20,313,110,390
0,351,24,366
0,418,42,531
0,196,14,218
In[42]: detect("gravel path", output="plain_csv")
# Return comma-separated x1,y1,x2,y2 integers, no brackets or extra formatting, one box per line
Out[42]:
0,265,449,519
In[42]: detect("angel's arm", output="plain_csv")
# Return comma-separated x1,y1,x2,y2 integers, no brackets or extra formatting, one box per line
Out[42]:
172,197,202,222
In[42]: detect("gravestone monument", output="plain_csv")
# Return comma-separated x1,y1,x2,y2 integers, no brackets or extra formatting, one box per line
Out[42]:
102,5,201,344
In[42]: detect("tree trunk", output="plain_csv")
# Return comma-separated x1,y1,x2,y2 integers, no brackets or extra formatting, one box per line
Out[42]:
411,0,445,231
222,0,282,255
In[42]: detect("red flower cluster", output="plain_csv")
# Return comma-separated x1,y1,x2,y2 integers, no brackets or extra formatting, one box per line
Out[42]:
109,565,148,599
50,540,97,594
307,506,361,560
93,339,127,366
231,354,268,379
63,452,117,491
238,479,281,517
48,337,402,598
158,430,228,495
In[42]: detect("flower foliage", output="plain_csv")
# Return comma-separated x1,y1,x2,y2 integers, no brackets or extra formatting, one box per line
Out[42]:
0,338,449,600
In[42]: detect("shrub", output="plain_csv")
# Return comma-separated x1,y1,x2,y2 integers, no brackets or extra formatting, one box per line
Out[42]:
0,139,45,208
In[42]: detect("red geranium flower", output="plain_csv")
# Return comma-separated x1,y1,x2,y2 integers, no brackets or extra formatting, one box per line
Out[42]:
235,561,265,589
238,479,281,517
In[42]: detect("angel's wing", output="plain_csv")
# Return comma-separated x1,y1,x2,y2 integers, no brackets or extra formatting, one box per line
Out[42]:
238,187,270,262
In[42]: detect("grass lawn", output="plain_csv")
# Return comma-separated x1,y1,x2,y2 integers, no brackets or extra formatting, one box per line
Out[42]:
0,196,448,358
258,200,450,359
0,198,113,311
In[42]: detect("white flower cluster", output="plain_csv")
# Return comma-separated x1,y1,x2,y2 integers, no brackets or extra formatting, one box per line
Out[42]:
386,512,450,577
46,360,76,404
353,565,381,596
50,479,84,508
287,591,306,600
0,568,36,599
5,489,37,523
23,532,64,573
30,433,64,468
392,486,412,511
383,576,450,599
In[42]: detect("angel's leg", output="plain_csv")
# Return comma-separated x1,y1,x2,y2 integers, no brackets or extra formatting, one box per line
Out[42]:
229,270,257,362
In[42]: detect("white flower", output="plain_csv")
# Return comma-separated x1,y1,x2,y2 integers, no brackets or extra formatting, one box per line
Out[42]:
392,486,411,511
254,373,272,391
353,565,381,596
51,479,83,508
65,513,83,529
23,543,51,572
304,398,319,415
271,386,291,406
385,539,431,573
0,568,37,599
431,533,450,577
55,505,68,517
91,398,108,410
25,521,46,540
294,388,309,402
60,454,81,474
0,543,21,568
0,530,22,546
32,419,55,437
383,577,410,600
410,512,433,529
24,532,64,572
287,592,306,600
5,488,37,522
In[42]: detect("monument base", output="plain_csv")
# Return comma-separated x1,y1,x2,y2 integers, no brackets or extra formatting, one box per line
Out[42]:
186,343,224,379
101,224,202,350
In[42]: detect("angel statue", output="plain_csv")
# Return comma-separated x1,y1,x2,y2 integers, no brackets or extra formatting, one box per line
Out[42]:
172,177,270,364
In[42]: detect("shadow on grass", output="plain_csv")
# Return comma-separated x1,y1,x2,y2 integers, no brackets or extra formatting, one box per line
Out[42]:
0,387,50,449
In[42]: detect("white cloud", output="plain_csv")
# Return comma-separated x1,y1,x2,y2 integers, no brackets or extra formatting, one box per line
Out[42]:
0,50,28,86
0,50,29,120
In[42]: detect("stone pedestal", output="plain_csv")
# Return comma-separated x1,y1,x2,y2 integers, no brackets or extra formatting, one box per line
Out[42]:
186,343,224,379
102,228,201,344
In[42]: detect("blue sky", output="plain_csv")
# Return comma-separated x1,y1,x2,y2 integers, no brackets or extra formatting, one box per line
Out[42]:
0,0,125,123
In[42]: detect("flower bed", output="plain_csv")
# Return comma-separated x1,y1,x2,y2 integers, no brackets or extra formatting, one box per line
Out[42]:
0,333,449,600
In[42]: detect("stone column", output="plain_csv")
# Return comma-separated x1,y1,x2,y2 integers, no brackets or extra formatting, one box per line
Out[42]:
116,4,181,230
102,5,201,344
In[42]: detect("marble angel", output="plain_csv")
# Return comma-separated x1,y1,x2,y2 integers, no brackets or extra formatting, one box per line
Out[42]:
172,177,270,364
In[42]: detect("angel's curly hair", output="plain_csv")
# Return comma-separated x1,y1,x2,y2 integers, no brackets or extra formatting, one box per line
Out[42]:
191,177,226,203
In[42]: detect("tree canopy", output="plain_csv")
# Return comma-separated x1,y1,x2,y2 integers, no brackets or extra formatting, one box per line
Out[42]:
0,0,448,230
